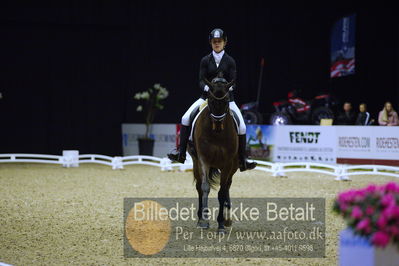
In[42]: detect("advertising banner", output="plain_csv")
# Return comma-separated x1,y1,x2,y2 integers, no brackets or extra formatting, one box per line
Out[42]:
336,126,399,166
122,123,176,157
246,125,275,161
121,124,399,166
330,14,356,78
272,126,336,164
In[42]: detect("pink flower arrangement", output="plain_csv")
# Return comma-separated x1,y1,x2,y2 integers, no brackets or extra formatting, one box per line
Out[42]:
333,181,399,248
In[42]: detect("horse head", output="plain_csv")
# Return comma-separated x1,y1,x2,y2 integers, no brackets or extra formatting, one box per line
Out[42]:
203,76,235,131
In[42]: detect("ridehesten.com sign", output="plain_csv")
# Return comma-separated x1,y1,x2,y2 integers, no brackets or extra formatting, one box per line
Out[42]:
336,126,399,165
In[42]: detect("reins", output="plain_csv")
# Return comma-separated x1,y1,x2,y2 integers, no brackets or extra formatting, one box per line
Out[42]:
208,90,229,101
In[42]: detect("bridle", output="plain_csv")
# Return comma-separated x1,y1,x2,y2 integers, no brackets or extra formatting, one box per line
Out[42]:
204,77,234,130
208,89,230,130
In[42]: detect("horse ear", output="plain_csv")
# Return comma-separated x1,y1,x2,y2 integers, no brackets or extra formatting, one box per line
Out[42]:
204,78,212,88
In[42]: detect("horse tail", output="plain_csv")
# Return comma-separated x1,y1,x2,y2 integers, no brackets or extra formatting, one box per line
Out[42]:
208,168,220,190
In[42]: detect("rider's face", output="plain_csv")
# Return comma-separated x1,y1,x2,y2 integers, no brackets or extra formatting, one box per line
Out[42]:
210,38,225,53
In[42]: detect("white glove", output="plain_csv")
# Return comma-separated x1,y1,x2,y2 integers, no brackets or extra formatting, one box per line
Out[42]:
204,85,210,92
229,86,233,91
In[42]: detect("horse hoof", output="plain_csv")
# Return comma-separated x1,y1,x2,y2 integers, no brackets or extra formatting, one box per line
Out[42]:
197,220,209,229
224,219,232,227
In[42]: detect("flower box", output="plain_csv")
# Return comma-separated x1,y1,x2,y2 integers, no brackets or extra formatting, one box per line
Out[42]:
340,228,399,266
333,182,399,266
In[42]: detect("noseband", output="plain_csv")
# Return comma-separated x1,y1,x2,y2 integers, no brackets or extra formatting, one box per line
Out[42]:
208,89,229,101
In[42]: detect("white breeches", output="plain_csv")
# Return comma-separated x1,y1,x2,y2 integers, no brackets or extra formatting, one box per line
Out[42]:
229,101,246,135
181,98,205,126
181,98,246,135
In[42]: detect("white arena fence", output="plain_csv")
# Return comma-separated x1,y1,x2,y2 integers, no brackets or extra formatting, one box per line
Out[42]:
1,153,399,181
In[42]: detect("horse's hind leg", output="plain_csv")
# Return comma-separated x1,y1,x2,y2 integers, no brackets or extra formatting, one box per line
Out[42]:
196,159,210,229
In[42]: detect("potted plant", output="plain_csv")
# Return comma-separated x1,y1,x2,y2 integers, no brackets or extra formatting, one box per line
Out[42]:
134,83,168,156
333,182,399,266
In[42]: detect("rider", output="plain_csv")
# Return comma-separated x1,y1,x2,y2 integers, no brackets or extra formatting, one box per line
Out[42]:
167,28,257,172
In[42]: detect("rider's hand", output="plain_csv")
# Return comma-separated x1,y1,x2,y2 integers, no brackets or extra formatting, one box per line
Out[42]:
204,85,210,92
229,86,233,91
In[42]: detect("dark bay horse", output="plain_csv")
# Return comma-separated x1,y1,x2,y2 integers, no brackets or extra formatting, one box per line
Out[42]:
188,78,238,233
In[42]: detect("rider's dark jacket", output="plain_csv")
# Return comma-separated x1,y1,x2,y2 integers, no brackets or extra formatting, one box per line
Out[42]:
199,51,236,101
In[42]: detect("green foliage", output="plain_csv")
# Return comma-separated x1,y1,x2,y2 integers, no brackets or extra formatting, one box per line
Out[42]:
134,83,169,139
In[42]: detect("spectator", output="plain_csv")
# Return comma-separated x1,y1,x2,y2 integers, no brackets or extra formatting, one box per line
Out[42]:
336,102,356,125
355,103,374,125
378,101,399,126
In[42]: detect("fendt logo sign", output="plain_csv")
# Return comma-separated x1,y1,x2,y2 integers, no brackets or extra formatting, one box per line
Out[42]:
289,132,321,144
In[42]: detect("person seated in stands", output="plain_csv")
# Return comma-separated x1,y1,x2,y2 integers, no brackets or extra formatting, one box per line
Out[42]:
378,101,399,126
355,103,374,125
336,102,356,125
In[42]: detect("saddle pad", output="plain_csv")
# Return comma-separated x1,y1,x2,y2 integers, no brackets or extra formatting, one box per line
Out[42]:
190,105,207,141
200,99,208,111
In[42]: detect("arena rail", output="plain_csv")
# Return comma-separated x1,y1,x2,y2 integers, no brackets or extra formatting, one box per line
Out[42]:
1,153,399,180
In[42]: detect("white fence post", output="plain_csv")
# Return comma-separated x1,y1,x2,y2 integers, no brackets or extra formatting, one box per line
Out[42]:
335,165,350,181
62,150,79,168
272,163,285,177
160,158,173,171
112,156,124,170
179,153,193,171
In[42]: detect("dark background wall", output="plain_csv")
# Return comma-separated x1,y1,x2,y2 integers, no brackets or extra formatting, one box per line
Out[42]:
0,4,398,155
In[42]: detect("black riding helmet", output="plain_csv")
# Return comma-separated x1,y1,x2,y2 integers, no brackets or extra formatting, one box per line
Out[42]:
209,28,227,42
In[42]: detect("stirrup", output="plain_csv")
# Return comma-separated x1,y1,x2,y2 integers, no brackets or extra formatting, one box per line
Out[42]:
239,160,257,172
167,152,186,163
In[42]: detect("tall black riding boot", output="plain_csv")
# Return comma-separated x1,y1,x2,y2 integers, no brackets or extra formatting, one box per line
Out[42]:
167,125,191,163
238,134,257,172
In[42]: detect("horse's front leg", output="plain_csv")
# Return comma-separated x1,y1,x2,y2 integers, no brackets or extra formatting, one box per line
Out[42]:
223,183,232,228
197,159,210,229
217,169,233,233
